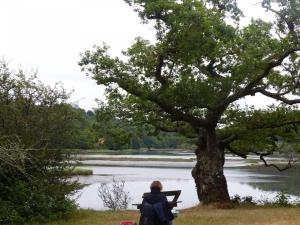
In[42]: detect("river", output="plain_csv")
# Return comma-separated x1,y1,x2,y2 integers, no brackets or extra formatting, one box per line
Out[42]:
73,152,300,210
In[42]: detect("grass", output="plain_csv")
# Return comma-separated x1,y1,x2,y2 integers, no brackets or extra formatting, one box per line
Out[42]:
28,206,300,225
63,169,93,176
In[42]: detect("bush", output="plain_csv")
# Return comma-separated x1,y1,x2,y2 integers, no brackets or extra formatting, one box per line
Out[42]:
274,190,290,206
231,195,257,206
0,142,80,224
231,191,300,208
98,178,132,211
0,63,81,224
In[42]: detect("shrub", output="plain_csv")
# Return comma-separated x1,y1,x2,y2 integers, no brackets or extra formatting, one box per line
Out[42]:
274,190,290,206
98,178,132,210
231,195,256,206
0,63,81,224
0,142,80,224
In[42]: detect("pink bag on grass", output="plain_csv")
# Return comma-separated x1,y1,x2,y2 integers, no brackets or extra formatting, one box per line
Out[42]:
120,221,137,225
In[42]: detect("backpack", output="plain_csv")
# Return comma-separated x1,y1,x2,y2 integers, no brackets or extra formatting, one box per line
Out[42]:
153,201,174,223
139,201,155,225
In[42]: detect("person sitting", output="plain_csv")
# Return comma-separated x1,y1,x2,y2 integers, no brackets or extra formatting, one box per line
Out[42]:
139,181,174,225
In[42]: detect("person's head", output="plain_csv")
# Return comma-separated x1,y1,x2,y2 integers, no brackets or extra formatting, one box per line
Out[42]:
150,180,163,192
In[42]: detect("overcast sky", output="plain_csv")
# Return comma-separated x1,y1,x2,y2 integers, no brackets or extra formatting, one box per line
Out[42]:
0,0,273,110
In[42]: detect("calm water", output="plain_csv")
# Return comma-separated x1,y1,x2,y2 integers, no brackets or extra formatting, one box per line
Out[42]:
73,160,300,210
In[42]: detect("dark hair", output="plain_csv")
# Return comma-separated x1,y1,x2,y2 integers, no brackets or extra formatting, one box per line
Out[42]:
150,180,163,191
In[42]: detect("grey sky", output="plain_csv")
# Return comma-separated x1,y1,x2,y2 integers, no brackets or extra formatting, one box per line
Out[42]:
0,0,273,110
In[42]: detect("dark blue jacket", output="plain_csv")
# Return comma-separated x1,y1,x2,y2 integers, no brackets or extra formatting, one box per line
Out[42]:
139,191,174,225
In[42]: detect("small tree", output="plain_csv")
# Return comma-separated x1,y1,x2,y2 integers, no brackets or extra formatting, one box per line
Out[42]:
98,178,132,210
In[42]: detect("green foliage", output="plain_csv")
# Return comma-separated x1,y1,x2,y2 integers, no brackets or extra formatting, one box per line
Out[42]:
0,63,81,148
92,102,191,150
63,169,93,176
231,191,300,207
70,108,98,149
231,195,256,206
0,142,79,224
0,62,80,224
80,0,300,159
274,190,290,206
93,105,132,149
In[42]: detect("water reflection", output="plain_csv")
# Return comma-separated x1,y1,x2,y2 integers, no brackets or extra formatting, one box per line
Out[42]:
74,164,300,210
241,165,300,196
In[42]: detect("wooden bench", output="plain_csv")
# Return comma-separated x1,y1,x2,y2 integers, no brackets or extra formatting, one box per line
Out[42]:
133,190,182,209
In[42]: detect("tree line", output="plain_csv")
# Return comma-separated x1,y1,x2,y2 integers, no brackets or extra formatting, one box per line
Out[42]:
58,104,192,151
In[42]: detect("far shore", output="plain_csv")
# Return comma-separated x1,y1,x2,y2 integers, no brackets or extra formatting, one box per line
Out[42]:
71,148,195,155
71,153,299,169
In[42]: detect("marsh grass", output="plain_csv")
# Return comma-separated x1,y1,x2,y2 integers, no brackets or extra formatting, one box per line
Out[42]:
63,169,93,176
28,206,300,225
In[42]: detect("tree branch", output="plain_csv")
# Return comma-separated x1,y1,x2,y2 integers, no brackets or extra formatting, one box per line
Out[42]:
155,54,168,86
214,47,300,120
261,2,295,33
258,89,300,105
149,96,210,128
225,145,247,159
147,9,168,21
115,78,210,128
197,59,223,78
156,124,197,139
251,119,300,130
206,59,221,78
253,151,298,171
245,47,300,95
218,120,300,147
220,134,237,145
211,0,226,11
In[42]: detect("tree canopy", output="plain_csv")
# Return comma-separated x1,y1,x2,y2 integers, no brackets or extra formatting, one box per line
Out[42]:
80,0,300,157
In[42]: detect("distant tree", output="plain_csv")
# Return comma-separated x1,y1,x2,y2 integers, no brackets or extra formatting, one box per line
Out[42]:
69,108,98,149
86,110,95,118
93,104,191,150
130,135,141,149
93,104,133,149
143,136,155,150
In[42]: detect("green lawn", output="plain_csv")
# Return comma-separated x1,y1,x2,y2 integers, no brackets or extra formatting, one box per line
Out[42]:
29,206,300,225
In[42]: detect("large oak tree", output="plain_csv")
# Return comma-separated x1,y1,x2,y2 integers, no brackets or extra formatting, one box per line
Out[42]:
80,0,300,203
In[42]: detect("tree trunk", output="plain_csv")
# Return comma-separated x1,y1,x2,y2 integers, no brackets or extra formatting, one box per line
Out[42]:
191,128,230,204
